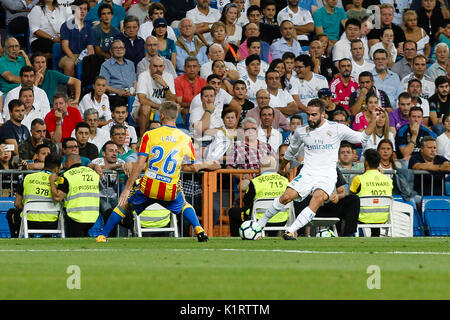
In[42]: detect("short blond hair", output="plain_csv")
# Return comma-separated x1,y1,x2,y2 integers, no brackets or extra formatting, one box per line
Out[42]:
160,101,178,121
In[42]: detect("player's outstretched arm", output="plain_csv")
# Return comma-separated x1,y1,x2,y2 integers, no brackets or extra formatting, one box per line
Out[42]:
182,160,221,173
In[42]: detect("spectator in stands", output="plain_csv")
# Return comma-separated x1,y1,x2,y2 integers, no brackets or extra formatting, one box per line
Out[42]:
407,79,431,126
238,23,272,63
417,0,450,47
127,0,151,25
257,106,283,152
349,71,392,116
185,0,221,46
45,92,83,144
137,36,177,78
210,22,242,65
28,0,71,59
294,54,329,109
345,0,371,21
337,142,364,191
270,20,303,61
212,60,235,95
108,124,134,161
350,39,374,80
402,10,431,58
32,53,81,107
116,15,145,69
2,1,38,50
0,99,30,156
175,18,208,75
241,5,281,45
436,113,450,160
59,0,95,78
434,17,450,51
232,80,255,125
333,19,369,66
50,153,100,237
313,0,348,51
11,86,48,131
429,76,450,135
200,44,239,80
20,142,51,170
360,108,396,157
226,117,275,178
319,88,346,120
369,26,397,67
409,135,450,196
391,40,416,81
261,0,278,25
283,115,303,144
370,48,402,107
7,153,61,238
61,137,91,166
265,69,298,117
239,54,267,105
133,56,176,137
85,0,126,30
237,38,269,79
330,58,359,113
245,88,290,131
138,2,177,42
395,106,437,160
99,39,136,99
19,118,57,162
78,76,112,127
0,38,32,95
308,39,338,84
82,108,111,152
74,121,99,160
401,55,435,100
205,109,239,163
276,0,314,47
106,96,138,151
377,139,399,178
389,92,412,135
3,66,50,124
350,149,393,237
220,3,242,47
332,109,350,126
151,18,177,68
367,4,406,54
174,57,207,127
426,43,449,82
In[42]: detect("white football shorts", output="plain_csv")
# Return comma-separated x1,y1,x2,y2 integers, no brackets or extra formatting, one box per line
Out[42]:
288,172,337,201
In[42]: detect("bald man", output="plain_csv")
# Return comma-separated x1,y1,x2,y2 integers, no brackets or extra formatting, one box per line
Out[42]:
0,37,31,95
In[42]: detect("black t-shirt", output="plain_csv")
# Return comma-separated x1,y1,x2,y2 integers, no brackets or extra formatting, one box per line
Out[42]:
326,104,347,120
319,56,339,84
367,24,406,47
417,6,445,46
78,142,99,161
0,120,30,146
395,124,437,159
428,93,450,123
408,153,448,195
349,88,392,111
239,99,255,125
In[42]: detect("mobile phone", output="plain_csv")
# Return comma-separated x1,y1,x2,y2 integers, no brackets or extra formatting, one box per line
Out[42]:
4,144,14,151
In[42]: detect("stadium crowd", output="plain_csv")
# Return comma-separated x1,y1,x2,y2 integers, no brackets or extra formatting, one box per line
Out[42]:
0,0,449,237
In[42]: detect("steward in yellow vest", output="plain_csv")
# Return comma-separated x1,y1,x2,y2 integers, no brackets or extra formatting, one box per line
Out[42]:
350,149,393,230
229,155,289,236
6,154,62,238
50,154,100,237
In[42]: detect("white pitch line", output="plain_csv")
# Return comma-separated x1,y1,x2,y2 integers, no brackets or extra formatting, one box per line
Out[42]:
0,248,449,255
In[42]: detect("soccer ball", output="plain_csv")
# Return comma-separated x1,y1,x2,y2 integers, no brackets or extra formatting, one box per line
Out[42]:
239,220,262,240
316,228,336,238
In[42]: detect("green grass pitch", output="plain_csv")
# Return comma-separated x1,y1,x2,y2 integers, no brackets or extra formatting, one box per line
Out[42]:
0,237,449,300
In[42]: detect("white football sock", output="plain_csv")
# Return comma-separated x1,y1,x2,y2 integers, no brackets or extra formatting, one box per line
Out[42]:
257,197,285,228
287,206,316,234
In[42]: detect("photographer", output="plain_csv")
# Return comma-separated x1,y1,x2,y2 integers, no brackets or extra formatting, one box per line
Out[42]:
348,71,392,116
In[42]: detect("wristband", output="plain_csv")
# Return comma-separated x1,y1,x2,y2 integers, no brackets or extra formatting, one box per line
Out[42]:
205,110,212,114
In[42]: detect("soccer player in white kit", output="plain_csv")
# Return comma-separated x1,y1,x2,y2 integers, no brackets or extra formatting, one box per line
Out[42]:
256,98,380,240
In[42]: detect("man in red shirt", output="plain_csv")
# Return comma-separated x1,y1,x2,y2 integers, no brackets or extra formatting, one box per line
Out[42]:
329,58,359,113
174,56,206,128
45,92,82,144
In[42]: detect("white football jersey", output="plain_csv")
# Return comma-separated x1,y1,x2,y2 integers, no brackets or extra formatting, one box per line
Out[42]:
285,120,370,176
297,73,329,105
241,74,267,105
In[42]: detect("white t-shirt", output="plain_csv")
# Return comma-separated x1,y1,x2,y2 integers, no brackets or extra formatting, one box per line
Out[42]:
28,5,71,44
186,6,221,45
105,120,138,147
285,120,370,177
333,37,370,62
277,6,313,42
401,73,435,100
133,71,175,108
3,85,50,123
236,60,269,78
200,60,237,80
71,127,111,152
240,74,267,105
436,132,450,160
351,59,375,80
78,93,112,121
257,126,283,152
269,89,295,111
296,73,329,105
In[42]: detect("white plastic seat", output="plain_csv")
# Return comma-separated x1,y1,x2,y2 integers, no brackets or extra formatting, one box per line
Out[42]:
19,200,65,238
308,217,340,237
356,196,394,237
133,203,179,238
251,198,296,237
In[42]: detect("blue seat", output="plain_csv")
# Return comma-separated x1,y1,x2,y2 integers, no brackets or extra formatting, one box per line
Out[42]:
6,24,30,54
52,43,63,71
0,197,15,238
422,196,450,236
393,195,424,236
127,95,140,128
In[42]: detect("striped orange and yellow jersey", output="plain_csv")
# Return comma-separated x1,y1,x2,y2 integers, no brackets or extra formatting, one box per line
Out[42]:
138,125,197,201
